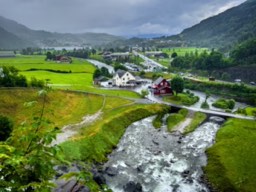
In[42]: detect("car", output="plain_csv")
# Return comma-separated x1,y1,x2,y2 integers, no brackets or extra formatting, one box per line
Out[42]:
250,81,255,85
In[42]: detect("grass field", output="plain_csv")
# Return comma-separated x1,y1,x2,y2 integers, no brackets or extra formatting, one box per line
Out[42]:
0,88,104,128
0,55,95,73
166,109,188,132
162,47,209,57
183,112,207,134
205,118,256,191
0,55,141,98
163,93,199,106
60,103,168,162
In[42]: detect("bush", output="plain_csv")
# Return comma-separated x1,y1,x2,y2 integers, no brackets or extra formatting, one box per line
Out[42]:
152,113,165,129
212,99,236,110
201,101,209,109
30,77,45,88
0,115,13,141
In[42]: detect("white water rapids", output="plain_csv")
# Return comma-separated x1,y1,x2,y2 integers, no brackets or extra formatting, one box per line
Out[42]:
103,116,224,192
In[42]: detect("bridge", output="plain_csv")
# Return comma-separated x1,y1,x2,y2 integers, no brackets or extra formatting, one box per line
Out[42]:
145,94,254,120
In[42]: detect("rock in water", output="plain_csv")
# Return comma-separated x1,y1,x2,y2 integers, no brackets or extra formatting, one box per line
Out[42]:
123,181,143,192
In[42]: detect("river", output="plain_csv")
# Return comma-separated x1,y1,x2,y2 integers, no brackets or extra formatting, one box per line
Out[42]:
103,115,225,192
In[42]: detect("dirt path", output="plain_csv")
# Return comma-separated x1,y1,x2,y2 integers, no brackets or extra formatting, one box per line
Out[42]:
173,111,194,134
52,96,106,145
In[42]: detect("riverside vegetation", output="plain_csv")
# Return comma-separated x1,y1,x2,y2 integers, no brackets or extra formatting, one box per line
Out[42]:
204,118,256,192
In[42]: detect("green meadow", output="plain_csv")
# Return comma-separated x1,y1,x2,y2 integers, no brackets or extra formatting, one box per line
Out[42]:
0,55,141,98
162,47,209,56
205,118,256,191
0,88,104,128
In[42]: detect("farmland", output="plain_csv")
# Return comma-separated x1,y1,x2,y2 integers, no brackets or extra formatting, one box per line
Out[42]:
0,55,141,98
162,47,209,56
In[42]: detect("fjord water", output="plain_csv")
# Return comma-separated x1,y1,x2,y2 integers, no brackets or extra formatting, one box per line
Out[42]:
103,116,224,192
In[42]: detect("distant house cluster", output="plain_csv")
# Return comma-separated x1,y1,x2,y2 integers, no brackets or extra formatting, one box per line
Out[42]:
102,52,130,61
0,51,15,58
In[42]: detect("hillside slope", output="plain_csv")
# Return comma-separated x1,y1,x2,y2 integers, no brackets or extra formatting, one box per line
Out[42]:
179,0,256,49
0,26,32,49
0,16,124,48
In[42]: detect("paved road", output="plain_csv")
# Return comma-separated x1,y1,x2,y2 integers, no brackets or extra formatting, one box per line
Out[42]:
86,59,115,74
133,51,167,70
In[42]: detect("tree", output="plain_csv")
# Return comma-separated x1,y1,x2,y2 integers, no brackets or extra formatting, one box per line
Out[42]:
45,51,52,60
93,68,101,79
171,76,184,95
0,115,13,141
171,52,178,58
141,89,149,98
0,66,27,87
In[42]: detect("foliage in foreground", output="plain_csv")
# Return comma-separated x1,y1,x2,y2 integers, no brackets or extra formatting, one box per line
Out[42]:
0,90,64,191
204,118,256,192
0,115,13,141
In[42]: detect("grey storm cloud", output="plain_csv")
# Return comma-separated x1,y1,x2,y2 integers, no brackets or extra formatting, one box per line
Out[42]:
0,0,246,36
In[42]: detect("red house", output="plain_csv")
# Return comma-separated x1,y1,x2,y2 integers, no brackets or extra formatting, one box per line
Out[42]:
152,77,173,95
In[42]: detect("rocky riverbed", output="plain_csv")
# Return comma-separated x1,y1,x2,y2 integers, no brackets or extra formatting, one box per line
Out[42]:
102,115,225,192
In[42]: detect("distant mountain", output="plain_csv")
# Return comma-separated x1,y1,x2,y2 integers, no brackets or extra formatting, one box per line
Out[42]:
0,16,124,49
178,0,256,49
0,26,32,49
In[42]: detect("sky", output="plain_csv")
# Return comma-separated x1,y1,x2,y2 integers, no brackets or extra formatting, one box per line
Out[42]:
0,0,246,37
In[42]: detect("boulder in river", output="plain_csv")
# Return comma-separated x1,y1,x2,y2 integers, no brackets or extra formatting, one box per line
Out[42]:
93,171,106,185
123,181,143,192
105,166,118,176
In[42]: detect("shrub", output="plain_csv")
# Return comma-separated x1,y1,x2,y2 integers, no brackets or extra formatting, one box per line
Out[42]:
152,113,165,129
201,101,209,109
0,115,13,141
212,99,236,110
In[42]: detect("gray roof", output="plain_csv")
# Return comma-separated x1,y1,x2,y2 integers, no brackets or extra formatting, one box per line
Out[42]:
116,69,127,78
153,77,164,85
0,51,15,57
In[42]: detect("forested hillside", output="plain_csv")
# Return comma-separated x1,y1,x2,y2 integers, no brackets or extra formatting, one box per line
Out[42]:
179,0,256,50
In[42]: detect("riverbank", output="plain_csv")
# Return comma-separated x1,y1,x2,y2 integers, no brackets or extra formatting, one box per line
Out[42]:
204,118,256,191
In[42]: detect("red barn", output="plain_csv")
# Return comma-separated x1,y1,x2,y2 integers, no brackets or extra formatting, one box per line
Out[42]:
152,77,173,95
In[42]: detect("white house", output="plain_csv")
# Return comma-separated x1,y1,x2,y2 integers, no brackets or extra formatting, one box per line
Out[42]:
113,69,136,86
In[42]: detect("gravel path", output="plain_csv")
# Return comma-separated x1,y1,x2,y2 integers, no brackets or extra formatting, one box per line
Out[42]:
172,111,194,134
52,96,106,145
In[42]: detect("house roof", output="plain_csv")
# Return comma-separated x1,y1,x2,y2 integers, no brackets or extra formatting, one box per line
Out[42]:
153,77,164,85
116,69,127,78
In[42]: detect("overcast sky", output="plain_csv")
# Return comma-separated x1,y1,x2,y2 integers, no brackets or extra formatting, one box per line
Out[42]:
0,0,246,36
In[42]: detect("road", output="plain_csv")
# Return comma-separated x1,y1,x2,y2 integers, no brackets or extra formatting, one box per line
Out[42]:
86,59,115,74
133,51,167,70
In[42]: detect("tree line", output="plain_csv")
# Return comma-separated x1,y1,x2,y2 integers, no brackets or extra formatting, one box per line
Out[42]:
0,66,45,88
171,38,256,71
